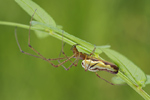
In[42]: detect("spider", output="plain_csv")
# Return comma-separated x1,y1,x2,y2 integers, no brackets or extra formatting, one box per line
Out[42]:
15,10,119,85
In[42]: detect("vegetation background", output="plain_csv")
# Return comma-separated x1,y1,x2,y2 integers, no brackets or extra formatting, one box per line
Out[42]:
0,0,150,100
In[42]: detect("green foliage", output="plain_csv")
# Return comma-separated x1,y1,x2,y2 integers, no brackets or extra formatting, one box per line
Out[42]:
15,0,56,27
101,48,147,87
146,75,150,85
112,76,125,84
0,0,150,100
112,75,150,85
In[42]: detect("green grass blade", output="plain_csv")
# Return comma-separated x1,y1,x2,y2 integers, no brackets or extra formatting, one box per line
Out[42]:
101,48,146,87
15,0,56,27
31,21,103,55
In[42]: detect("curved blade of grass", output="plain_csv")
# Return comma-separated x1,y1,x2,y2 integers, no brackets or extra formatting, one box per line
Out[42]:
15,0,56,27
0,20,102,55
101,48,146,87
31,21,103,55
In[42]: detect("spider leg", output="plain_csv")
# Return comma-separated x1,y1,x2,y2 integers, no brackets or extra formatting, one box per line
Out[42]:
65,53,81,70
15,26,69,67
95,72,115,85
58,31,77,70
90,45,96,56
15,9,76,68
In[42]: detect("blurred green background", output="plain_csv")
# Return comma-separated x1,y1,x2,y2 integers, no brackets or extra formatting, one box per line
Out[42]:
0,0,150,100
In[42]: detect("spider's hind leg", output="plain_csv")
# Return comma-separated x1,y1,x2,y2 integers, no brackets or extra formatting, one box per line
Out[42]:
95,72,115,85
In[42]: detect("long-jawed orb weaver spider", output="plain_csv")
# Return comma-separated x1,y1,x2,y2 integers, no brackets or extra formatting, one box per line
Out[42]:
15,9,119,85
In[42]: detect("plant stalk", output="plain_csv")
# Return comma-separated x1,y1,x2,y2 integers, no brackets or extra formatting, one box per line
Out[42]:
117,72,150,100
0,21,150,100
